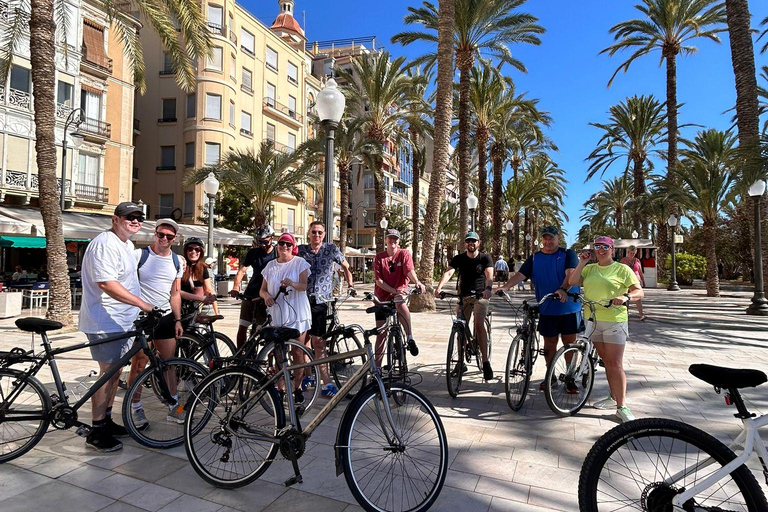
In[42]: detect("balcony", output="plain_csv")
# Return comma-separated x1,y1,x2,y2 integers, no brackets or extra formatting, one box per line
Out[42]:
5,87,31,110
80,117,111,140
3,170,76,199
262,97,303,126
264,136,293,155
240,128,252,137
80,45,113,77
207,22,224,35
74,183,109,203
0,2,9,23
287,75,298,86
156,165,176,171
55,102,73,119
273,223,303,236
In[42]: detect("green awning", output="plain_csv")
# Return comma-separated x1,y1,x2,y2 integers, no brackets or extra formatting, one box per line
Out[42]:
0,237,89,248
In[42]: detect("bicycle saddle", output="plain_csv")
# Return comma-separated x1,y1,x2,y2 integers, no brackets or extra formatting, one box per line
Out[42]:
689,364,767,390
261,327,301,343
365,304,394,315
194,314,224,325
15,318,63,333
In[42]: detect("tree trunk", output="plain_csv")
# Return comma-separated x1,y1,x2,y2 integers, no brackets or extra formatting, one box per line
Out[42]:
658,51,679,281
491,151,503,261
410,129,420,265
339,161,350,254
703,220,720,297
476,126,489,236
511,160,520,256
413,0,454,312
657,221,669,283
31,0,71,324
616,206,623,231
632,157,646,235
523,208,531,257
762,199,768,293
374,159,385,253
456,49,473,239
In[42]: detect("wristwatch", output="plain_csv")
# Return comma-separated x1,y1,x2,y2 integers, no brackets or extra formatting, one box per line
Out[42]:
174,318,182,322
623,293,631,301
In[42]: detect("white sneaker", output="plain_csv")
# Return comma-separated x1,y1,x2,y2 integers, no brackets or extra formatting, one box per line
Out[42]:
132,407,150,430
593,396,617,410
166,403,186,424
616,406,636,423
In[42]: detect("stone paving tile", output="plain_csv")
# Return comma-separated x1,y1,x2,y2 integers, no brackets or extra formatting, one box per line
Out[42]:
0,465,52,501
262,488,350,512
155,464,218,498
203,480,288,512
112,452,188,483
98,502,147,512
25,454,83,478
443,468,479,491
156,494,222,512
59,464,115,488
527,485,577,511
91,473,147,500
120,483,182,512
474,475,530,502
512,462,580,495
429,485,492,512
0,480,114,512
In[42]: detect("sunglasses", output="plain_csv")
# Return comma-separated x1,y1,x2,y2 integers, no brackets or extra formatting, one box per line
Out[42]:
594,244,612,250
186,246,202,253
465,239,478,244
257,239,271,245
126,215,145,223
278,241,294,248
155,232,176,240
311,230,324,235
387,261,395,272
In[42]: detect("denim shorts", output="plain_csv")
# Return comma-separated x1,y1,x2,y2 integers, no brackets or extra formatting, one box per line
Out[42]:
87,332,134,363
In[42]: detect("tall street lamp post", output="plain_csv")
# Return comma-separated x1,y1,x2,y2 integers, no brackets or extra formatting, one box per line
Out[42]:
353,201,367,248
203,172,219,260
667,214,680,291
380,217,388,244
315,78,346,245
467,192,478,232
506,220,513,259
525,233,531,258
61,108,84,211
747,179,768,316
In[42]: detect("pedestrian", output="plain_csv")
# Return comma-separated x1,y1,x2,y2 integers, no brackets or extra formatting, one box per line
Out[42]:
180,237,218,315
495,256,509,283
620,245,647,321
512,255,525,291
79,202,155,452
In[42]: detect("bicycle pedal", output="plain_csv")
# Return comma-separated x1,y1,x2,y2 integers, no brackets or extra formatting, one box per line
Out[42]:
597,360,606,368
284,474,303,487
75,425,92,438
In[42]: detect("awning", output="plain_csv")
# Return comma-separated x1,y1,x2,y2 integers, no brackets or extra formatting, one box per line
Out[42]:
0,236,46,248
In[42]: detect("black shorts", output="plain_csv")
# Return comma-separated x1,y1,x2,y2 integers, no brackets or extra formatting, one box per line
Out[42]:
239,297,268,326
151,313,177,340
538,312,584,338
308,300,331,337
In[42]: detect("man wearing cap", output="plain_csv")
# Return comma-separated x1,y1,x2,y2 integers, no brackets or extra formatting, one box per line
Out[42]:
435,232,495,381
373,229,426,365
495,256,509,283
79,202,155,452
230,225,276,348
500,226,583,391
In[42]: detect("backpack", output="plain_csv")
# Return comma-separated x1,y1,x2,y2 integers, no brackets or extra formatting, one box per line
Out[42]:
137,246,181,278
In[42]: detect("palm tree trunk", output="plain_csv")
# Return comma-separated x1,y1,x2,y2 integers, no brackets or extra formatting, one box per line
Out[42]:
457,50,473,238
616,206,623,231
410,129,420,265
523,208,531,257
657,221,669,283
477,128,489,236
512,161,520,256
491,152,503,261
374,160,386,253
31,0,71,324
632,158,646,235
658,51,679,281
703,220,720,297
414,0,454,312
339,161,350,254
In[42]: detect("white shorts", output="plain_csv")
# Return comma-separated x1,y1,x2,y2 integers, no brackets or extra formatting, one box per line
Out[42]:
587,320,628,345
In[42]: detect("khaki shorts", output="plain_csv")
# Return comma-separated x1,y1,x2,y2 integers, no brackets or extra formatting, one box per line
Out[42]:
587,320,628,345
461,297,490,324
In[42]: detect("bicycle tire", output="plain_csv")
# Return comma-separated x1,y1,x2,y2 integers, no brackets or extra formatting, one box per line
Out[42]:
122,358,209,449
184,366,284,489
391,327,408,406
0,370,51,463
578,417,768,511
328,332,366,398
446,327,463,398
339,384,448,512
504,333,530,411
544,343,594,417
256,340,320,413
213,331,236,359
175,332,210,364
485,313,493,363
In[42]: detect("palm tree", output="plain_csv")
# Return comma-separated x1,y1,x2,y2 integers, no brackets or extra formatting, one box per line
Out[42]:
670,129,737,296
393,0,544,238
186,142,319,228
337,51,427,253
581,176,635,233
0,1,210,324
586,94,666,235
522,154,567,253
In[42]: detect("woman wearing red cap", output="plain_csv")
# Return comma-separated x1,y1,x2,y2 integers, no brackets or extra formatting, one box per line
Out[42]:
569,235,644,423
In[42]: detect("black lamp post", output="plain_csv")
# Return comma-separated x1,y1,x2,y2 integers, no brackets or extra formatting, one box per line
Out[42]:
315,78,346,245
203,172,219,260
747,179,768,316
667,214,680,291
61,108,84,211
506,220,513,259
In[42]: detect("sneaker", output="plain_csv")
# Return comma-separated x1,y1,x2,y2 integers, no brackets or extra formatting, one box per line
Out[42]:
640,315,648,321
301,376,316,391
86,428,123,452
482,362,494,381
593,396,617,410
118,379,128,390
407,339,419,357
294,388,305,405
105,417,129,438
539,377,557,391
565,380,579,395
132,408,150,431
616,406,636,423
166,403,186,424
450,363,468,377
321,384,338,398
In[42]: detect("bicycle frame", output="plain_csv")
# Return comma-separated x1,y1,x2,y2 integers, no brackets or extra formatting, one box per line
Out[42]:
671,413,768,507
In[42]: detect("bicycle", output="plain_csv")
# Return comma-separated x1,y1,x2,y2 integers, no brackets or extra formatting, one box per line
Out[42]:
176,300,236,365
183,321,448,512
0,312,210,460
578,363,768,511
439,291,493,398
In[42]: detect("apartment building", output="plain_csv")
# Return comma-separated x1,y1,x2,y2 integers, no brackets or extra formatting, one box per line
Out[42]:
0,0,138,211
133,0,323,242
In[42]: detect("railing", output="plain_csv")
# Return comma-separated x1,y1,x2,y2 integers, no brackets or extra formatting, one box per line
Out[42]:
8,88,30,110
0,85,4,104
3,170,72,195
306,36,378,52
240,128,252,136
241,45,255,57
241,84,253,94
262,97,303,123
80,117,111,138
156,165,176,171
287,75,298,85
81,45,113,74
264,136,293,155
307,103,318,118
55,102,72,119
75,183,108,203
273,223,303,236
0,1,9,23
207,22,223,35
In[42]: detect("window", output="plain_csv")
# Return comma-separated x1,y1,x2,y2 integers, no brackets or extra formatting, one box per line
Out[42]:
80,89,102,120
241,111,251,135
266,123,275,142
161,98,176,122
241,29,255,55
205,143,220,165
205,93,221,119
185,142,195,168
77,153,100,186
207,46,223,72
159,194,174,217
57,82,73,106
265,82,276,107
207,5,223,33
161,52,173,74
287,208,295,232
184,192,194,218
241,68,252,92
363,173,374,189
266,46,278,71
159,146,175,169
230,54,236,80
10,65,30,93
229,101,235,126
288,95,296,118
287,62,298,85
186,93,196,118
287,133,296,150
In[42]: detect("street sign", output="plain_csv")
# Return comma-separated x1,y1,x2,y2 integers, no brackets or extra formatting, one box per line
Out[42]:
674,234,684,244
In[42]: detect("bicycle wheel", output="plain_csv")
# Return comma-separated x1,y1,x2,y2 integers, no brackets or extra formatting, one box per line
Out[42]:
578,418,768,511
257,340,320,413
0,370,51,463
213,331,236,359
504,333,530,411
446,327,463,398
122,358,209,449
176,333,210,364
340,384,448,512
485,313,493,363
328,332,366,398
390,327,408,406
184,367,284,489
544,343,594,417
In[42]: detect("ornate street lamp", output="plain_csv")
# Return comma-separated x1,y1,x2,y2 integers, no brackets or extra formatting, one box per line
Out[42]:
203,172,220,259
506,220,513,259
632,230,638,239
525,233,532,258
466,192,478,232
667,214,680,291
61,108,84,211
316,78,346,244
747,179,768,316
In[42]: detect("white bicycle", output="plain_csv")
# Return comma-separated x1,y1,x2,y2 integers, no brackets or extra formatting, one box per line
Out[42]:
578,363,768,511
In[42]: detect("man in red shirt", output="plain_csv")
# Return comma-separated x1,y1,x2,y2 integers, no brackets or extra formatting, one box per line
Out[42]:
373,229,425,366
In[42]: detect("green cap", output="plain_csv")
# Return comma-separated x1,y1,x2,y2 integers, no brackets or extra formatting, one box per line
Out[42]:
541,226,559,236
465,232,479,241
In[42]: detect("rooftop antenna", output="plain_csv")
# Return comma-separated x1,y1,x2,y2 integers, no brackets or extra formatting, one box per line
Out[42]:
302,10,306,35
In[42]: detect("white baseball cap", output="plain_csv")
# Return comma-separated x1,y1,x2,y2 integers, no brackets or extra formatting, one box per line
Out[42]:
155,218,179,233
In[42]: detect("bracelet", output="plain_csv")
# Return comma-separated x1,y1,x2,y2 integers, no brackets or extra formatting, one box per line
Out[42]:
174,319,181,322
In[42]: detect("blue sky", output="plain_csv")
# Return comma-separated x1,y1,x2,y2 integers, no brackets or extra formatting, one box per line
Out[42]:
248,0,768,246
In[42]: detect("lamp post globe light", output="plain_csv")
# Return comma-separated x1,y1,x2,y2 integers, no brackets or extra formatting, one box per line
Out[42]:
506,220,513,259
203,172,220,260
61,108,84,211
316,78,346,244
466,192,478,232
747,179,768,315
667,214,680,291
632,230,638,239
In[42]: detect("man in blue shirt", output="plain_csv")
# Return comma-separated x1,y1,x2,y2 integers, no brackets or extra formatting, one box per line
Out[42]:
499,226,583,392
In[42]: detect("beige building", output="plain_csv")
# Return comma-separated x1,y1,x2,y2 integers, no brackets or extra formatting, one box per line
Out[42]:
133,0,326,242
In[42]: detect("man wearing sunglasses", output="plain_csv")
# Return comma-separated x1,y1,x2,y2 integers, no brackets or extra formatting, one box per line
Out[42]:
79,202,156,452
230,224,277,348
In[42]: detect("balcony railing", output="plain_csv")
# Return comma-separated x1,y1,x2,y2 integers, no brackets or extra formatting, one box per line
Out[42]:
240,128,252,136
80,117,111,138
75,183,108,203
264,136,293,155
241,84,253,94
273,223,303,236
81,45,113,74
8,88,30,110
55,102,73,119
4,170,72,195
0,2,9,23
262,97,303,124
207,22,223,35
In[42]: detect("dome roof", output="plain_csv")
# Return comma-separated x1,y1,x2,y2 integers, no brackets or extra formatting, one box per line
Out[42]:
271,13,304,37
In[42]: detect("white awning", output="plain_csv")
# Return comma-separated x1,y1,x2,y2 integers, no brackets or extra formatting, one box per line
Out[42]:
0,208,33,235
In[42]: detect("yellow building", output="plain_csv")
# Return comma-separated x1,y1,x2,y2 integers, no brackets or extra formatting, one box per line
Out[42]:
133,0,321,242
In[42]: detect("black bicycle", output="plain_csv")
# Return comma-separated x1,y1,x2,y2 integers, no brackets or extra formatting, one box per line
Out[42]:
176,300,236,365
0,312,210,460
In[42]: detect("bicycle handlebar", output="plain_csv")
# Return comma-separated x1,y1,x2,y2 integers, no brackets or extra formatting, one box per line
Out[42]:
235,286,287,304
366,287,420,306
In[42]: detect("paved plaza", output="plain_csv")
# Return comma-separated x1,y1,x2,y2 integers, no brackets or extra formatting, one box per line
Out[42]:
1,286,767,512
